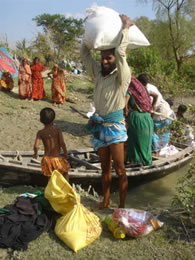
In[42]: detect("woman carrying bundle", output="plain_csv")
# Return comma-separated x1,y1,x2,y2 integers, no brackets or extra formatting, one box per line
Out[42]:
48,64,66,105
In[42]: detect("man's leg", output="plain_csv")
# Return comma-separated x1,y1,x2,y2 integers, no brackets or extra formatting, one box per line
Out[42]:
96,146,112,209
110,142,128,208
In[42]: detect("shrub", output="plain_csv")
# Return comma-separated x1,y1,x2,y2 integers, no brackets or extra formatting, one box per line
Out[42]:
172,159,195,215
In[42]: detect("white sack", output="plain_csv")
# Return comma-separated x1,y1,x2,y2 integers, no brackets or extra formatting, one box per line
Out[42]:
159,145,179,158
83,5,150,50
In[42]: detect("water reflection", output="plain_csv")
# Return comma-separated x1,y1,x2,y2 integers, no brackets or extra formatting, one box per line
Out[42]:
111,160,194,209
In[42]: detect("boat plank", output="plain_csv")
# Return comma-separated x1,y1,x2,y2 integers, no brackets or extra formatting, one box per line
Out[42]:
69,155,101,170
0,143,193,187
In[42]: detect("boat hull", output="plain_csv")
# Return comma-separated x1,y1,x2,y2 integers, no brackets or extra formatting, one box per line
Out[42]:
0,144,194,190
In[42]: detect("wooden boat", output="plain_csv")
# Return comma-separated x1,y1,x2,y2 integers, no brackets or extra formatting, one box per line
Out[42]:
0,143,194,190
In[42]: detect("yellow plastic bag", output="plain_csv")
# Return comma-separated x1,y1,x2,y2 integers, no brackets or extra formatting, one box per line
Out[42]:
44,170,102,252
44,170,80,215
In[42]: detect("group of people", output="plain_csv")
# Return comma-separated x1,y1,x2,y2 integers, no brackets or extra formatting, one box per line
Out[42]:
125,73,179,166
18,57,45,101
0,57,67,105
29,14,188,211
80,14,188,209
32,14,132,211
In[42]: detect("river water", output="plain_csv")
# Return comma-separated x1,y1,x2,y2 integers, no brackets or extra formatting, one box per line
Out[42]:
110,160,194,209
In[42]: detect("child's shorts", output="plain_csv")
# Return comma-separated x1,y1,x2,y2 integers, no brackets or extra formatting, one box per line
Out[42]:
41,156,70,176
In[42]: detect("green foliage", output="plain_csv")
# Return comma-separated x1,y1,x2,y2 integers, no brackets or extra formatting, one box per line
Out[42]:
172,160,195,215
188,104,195,124
137,1,195,75
127,47,160,74
168,120,186,143
16,39,33,59
32,33,54,66
171,103,195,215
32,14,61,31
33,14,84,61
188,104,195,114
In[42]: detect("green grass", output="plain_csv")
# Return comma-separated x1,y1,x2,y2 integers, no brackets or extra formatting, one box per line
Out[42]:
66,78,94,95
0,185,194,260
13,75,94,100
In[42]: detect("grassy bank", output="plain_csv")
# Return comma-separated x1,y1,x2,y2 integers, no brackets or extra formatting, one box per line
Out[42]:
0,185,194,260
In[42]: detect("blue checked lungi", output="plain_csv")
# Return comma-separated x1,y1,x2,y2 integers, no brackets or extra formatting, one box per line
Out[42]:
86,110,127,151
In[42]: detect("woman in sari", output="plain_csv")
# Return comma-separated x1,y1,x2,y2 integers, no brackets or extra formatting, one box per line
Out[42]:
30,57,45,101
125,76,158,166
48,64,66,105
18,58,31,100
0,71,14,92
137,73,173,155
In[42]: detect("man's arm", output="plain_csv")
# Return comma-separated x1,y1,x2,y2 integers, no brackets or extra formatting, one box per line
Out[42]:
125,95,130,117
33,131,41,159
150,91,158,110
115,15,134,86
80,41,100,79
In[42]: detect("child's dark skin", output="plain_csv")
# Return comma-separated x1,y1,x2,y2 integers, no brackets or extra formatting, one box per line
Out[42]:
33,116,69,180
33,120,68,159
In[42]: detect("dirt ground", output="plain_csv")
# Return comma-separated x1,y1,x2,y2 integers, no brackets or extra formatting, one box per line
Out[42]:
0,75,194,152
0,81,93,152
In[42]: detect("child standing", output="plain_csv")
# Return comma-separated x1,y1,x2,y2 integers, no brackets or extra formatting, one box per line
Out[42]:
33,107,70,181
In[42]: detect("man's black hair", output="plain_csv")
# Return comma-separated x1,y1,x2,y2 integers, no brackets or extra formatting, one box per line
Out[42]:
100,48,115,56
166,98,174,107
40,107,55,125
137,74,148,86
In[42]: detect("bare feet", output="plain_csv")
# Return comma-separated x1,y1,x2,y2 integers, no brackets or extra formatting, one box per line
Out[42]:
92,201,110,211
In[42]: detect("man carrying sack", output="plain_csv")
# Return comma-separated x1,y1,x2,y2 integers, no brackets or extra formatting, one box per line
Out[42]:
80,14,133,209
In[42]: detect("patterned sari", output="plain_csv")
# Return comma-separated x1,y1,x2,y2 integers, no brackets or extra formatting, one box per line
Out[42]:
51,69,66,104
30,62,45,100
126,80,153,166
18,63,31,99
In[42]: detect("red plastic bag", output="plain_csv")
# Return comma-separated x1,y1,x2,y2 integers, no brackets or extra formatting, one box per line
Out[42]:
112,208,163,238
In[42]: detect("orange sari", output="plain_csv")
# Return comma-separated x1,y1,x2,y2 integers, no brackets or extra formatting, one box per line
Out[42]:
18,64,31,98
30,62,45,100
51,69,66,104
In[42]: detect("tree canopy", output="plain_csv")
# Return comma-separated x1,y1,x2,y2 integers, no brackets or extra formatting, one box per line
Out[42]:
32,13,84,61
138,0,195,72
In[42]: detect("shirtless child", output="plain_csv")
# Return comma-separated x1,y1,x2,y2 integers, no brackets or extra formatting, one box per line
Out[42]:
33,107,70,181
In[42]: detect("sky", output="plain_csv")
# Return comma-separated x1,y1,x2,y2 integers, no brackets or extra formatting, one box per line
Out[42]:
0,0,156,47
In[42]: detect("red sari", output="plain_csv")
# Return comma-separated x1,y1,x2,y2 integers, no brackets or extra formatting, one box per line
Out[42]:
30,62,45,100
